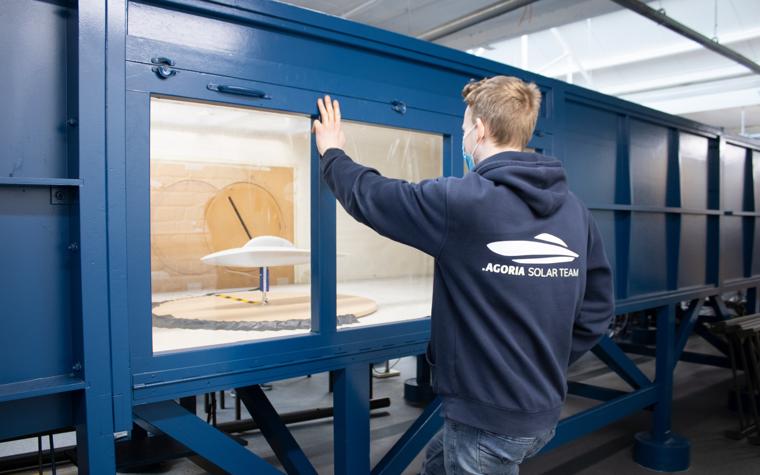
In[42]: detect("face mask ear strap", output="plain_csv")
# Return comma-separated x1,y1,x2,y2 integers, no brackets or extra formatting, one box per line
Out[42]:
471,123,484,157
468,122,483,145
471,140,481,162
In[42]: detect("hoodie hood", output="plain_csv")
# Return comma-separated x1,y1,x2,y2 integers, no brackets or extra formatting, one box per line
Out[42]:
473,151,568,216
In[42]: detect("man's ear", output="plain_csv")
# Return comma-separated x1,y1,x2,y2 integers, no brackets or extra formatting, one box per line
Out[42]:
475,117,488,141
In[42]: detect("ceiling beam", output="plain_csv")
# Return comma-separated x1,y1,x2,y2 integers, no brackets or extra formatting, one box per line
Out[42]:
439,0,627,51
609,0,760,75
417,0,541,42
622,75,760,115
341,0,380,19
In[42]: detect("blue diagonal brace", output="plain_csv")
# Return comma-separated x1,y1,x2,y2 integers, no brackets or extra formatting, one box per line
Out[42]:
673,299,705,370
708,295,731,320
236,384,317,475
567,381,629,402
372,396,443,475
694,323,729,355
542,385,658,452
134,401,282,475
592,336,652,389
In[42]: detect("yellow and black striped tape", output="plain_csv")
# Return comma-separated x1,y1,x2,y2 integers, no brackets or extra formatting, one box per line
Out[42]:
215,294,260,305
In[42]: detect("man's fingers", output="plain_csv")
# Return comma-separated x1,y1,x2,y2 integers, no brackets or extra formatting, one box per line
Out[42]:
325,95,335,125
317,95,343,129
312,119,322,133
317,98,329,126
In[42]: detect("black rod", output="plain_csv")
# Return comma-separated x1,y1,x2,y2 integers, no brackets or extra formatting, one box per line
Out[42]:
227,196,253,239
610,0,760,75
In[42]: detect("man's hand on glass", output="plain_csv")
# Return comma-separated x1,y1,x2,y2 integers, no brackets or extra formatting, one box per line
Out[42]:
313,95,346,156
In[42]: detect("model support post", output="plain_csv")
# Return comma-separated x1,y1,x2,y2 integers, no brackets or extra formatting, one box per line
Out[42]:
634,304,690,471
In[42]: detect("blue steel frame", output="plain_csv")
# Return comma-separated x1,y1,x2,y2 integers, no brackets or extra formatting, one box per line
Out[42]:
0,1,117,472
119,3,464,468
2,0,760,473
116,2,760,472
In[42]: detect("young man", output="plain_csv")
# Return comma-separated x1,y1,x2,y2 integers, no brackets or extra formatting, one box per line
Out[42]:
312,75,614,474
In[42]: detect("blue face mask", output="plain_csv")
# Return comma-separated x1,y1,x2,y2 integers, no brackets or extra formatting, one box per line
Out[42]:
462,125,480,172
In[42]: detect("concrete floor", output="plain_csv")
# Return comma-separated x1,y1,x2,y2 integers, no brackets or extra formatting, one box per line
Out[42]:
4,337,760,474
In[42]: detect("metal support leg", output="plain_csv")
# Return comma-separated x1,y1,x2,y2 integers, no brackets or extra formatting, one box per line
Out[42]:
48,434,56,475
725,334,752,439
74,390,117,474
334,364,370,475
736,336,760,436
331,367,374,398
179,396,196,414
204,393,217,425
236,385,317,475
747,287,759,315
744,334,760,443
404,354,435,405
37,436,43,474
210,393,217,426
634,305,690,471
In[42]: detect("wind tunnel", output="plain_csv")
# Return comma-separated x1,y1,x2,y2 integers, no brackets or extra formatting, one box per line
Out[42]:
1,1,759,473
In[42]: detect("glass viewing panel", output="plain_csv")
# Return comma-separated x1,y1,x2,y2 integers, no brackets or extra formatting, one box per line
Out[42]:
335,121,443,330
149,97,313,353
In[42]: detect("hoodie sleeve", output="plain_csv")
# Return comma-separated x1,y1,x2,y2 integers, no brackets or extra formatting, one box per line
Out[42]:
569,213,615,365
320,148,448,257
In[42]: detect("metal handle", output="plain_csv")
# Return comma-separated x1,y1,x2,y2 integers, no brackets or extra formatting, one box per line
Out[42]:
207,83,271,100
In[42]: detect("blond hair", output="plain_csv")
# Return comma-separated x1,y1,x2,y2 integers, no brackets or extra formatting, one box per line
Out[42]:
461,76,542,150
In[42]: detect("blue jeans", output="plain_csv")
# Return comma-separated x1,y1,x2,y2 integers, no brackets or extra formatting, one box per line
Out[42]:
421,419,555,475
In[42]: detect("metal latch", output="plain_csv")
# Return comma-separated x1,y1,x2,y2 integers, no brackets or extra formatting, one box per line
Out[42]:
151,57,176,79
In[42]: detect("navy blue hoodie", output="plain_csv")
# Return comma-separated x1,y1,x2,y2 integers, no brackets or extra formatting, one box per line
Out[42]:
321,148,614,436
